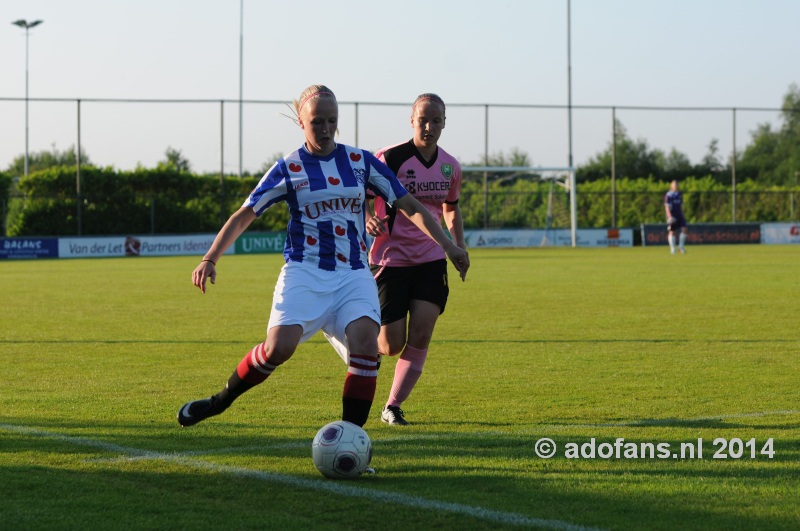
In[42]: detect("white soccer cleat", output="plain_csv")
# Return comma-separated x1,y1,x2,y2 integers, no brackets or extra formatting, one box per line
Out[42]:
381,405,410,426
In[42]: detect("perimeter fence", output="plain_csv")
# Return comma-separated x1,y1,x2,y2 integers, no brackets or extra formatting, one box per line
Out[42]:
3,188,797,238
1,97,797,236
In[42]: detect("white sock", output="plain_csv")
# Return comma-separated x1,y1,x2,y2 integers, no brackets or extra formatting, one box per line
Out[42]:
668,234,676,252
679,233,686,249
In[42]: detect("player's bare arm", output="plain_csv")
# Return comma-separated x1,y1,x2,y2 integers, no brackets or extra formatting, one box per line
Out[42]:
192,206,257,294
394,194,470,281
443,202,466,250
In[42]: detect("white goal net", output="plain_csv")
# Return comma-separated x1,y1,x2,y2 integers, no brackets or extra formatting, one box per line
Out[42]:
460,166,577,246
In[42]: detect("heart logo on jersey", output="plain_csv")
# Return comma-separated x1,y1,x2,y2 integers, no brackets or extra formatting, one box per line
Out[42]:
306,235,317,246
337,253,347,262
335,225,346,236
349,152,362,162
289,163,302,172
360,241,366,251
328,176,340,185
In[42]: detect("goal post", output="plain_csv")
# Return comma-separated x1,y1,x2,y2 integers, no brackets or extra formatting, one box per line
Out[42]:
461,166,577,247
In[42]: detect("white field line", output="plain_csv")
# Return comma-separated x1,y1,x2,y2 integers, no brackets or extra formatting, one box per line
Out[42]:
69,408,800,462
0,423,601,531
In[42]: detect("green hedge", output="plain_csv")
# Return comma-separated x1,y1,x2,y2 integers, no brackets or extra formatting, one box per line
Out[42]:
5,168,798,236
7,166,289,236
460,175,798,229
0,171,13,236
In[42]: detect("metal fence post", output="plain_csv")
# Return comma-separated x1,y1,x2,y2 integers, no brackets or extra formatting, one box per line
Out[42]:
220,100,226,226
76,99,82,235
611,107,617,229
732,108,737,223
483,104,489,228
354,102,359,148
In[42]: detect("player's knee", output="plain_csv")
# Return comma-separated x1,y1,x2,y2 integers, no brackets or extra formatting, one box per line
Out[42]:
349,338,379,358
406,330,434,350
264,340,298,365
382,341,406,357
345,319,379,356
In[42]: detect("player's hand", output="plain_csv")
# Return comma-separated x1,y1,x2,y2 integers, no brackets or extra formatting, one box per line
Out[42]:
445,244,469,281
192,260,216,294
366,214,389,237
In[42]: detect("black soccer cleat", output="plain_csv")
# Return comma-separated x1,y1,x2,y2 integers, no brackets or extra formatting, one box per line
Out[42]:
381,405,410,426
177,396,226,427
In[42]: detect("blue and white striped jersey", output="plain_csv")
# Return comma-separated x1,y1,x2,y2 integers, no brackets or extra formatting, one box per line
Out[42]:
244,143,408,271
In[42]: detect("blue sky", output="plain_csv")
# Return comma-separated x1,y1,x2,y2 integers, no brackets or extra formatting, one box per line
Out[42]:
2,0,798,173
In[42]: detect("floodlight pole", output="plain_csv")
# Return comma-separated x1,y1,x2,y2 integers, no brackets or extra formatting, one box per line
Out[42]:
566,0,573,171
238,0,244,178
566,0,577,246
12,19,43,178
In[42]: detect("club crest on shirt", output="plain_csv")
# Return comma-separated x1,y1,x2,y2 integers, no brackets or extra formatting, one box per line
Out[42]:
441,164,453,179
353,168,367,186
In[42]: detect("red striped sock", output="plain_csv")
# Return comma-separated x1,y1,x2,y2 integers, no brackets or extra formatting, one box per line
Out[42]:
343,353,378,401
341,353,378,426
236,341,279,385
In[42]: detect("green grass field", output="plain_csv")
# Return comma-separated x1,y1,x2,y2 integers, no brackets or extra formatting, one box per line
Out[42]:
2,246,799,530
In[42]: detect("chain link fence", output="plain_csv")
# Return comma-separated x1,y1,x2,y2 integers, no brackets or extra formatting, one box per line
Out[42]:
1,97,796,237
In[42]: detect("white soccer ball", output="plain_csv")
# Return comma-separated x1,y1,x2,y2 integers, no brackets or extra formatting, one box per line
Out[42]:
312,420,372,479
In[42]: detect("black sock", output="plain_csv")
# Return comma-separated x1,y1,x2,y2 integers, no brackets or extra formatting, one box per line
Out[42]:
215,370,256,409
342,396,372,427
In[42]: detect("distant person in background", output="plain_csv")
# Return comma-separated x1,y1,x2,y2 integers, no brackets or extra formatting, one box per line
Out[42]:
665,179,687,254
366,93,467,426
177,84,469,430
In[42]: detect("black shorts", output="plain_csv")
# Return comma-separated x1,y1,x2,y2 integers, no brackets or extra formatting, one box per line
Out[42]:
370,259,449,325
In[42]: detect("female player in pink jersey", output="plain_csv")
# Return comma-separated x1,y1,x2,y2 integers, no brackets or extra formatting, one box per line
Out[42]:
366,93,468,425
177,85,468,429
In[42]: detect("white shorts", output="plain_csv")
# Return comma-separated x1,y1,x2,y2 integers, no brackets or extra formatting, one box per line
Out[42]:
268,261,380,361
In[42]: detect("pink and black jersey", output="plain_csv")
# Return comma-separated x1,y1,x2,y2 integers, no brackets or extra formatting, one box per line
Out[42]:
370,140,461,267
244,143,408,272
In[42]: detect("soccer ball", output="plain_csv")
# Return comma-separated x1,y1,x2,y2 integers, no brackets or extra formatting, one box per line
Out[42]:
312,420,372,479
